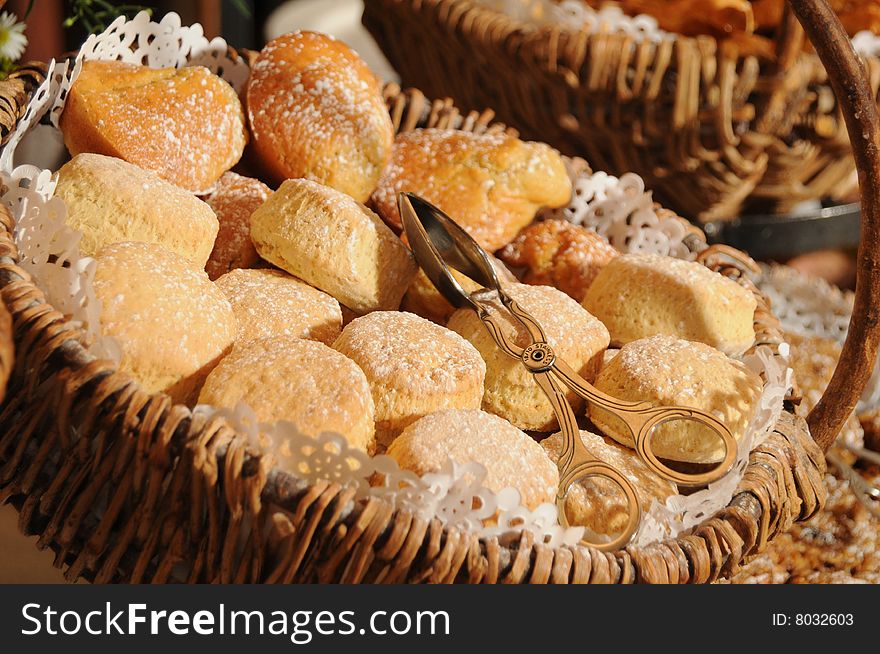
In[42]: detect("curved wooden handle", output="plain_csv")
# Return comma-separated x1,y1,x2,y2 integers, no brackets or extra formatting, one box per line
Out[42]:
788,0,880,451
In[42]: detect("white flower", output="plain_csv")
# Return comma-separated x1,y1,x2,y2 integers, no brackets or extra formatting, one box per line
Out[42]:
0,11,27,62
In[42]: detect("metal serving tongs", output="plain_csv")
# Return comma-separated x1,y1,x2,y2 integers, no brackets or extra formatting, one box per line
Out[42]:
398,192,739,551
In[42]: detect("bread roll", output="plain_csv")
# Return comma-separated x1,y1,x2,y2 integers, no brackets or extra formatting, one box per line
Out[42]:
215,268,342,346
388,409,558,510
199,336,375,453
583,252,757,356
246,31,393,201
498,219,619,302
250,178,417,313
541,429,676,536
448,283,609,431
204,172,271,280
60,60,246,193
333,311,486,449
590,335,762,463
371,128,572,251
93,241,235,404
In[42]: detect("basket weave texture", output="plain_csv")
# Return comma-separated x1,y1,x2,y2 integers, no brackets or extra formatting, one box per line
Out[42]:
0,66,829,581
362,0,880,222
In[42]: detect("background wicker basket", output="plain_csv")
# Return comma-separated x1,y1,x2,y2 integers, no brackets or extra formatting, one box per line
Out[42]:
362,0,880,222
0,0,876,583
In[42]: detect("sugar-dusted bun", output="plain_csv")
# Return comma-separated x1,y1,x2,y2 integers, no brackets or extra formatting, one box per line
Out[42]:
448,283,609,431
204,172,271,280
590,335,762,463
55,154,218,266
498,219,618,302
371,128,572,251
215,268,342,346
250,178,417,313
541,429,676,536
93,242,235,404
60,60,246,193
199,336,375,453
333,311,486,449
387,409,558,510
402,254,516,325
582,252,757,356
246,31,393,201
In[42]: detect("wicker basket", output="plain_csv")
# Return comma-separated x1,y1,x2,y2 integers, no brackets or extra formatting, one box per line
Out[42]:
0,0,875,583
362,0,880,222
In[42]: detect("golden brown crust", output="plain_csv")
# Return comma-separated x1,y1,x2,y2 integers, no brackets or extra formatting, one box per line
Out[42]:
498,219,619,302
387,409,558,510
199,336,376,453
60,60,246,193
246,31,393,202
93,242,236,405
204,172,271,280
371,129,572,251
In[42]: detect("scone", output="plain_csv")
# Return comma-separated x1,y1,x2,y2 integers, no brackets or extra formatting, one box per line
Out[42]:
246,31,394,201
402,254,516,325
541,429,676,536
582,252,757,356
55,153,218,266
199,336,375,453
60,60,246,193
93,241,235,404
249,178,417,313
387,409,558,510
214,268,342,346
371,128,572,251
203,172,271,280
498,219,619,302
448,283,609,431
590,335,762,463
333,311,486,449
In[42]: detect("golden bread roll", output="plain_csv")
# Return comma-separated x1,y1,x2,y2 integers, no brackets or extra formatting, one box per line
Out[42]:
498,219,619,302
333,311,486,449
448,283,610,431
541,429,676,537
55,153,218,266
199,336,375,453
93,241,235,404
249,178,417,313
60,60,246,193
590,335,762,463
214,268,342,346
402,254,516,325
371,128,572,251
204,172,271,280
387,409,558,510
582,252,757,356
246,31,393,201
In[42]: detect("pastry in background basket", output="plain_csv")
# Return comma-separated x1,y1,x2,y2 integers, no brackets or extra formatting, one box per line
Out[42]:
541,429,676,536
246,31,394,202
371,128,572,251
590,335,762,463
214,268,342,346
386,408,558,510
584,0,753,38
199,335,376,453
497,219,619,302
92,241,235,405
60,60,246,193
448,283,610,431
203,172,271,280
333,311,486,450
249,178,417,314
583,252,757,356
55,153,219,267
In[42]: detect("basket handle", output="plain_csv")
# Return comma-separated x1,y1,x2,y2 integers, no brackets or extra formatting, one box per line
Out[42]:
788,0,880,452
